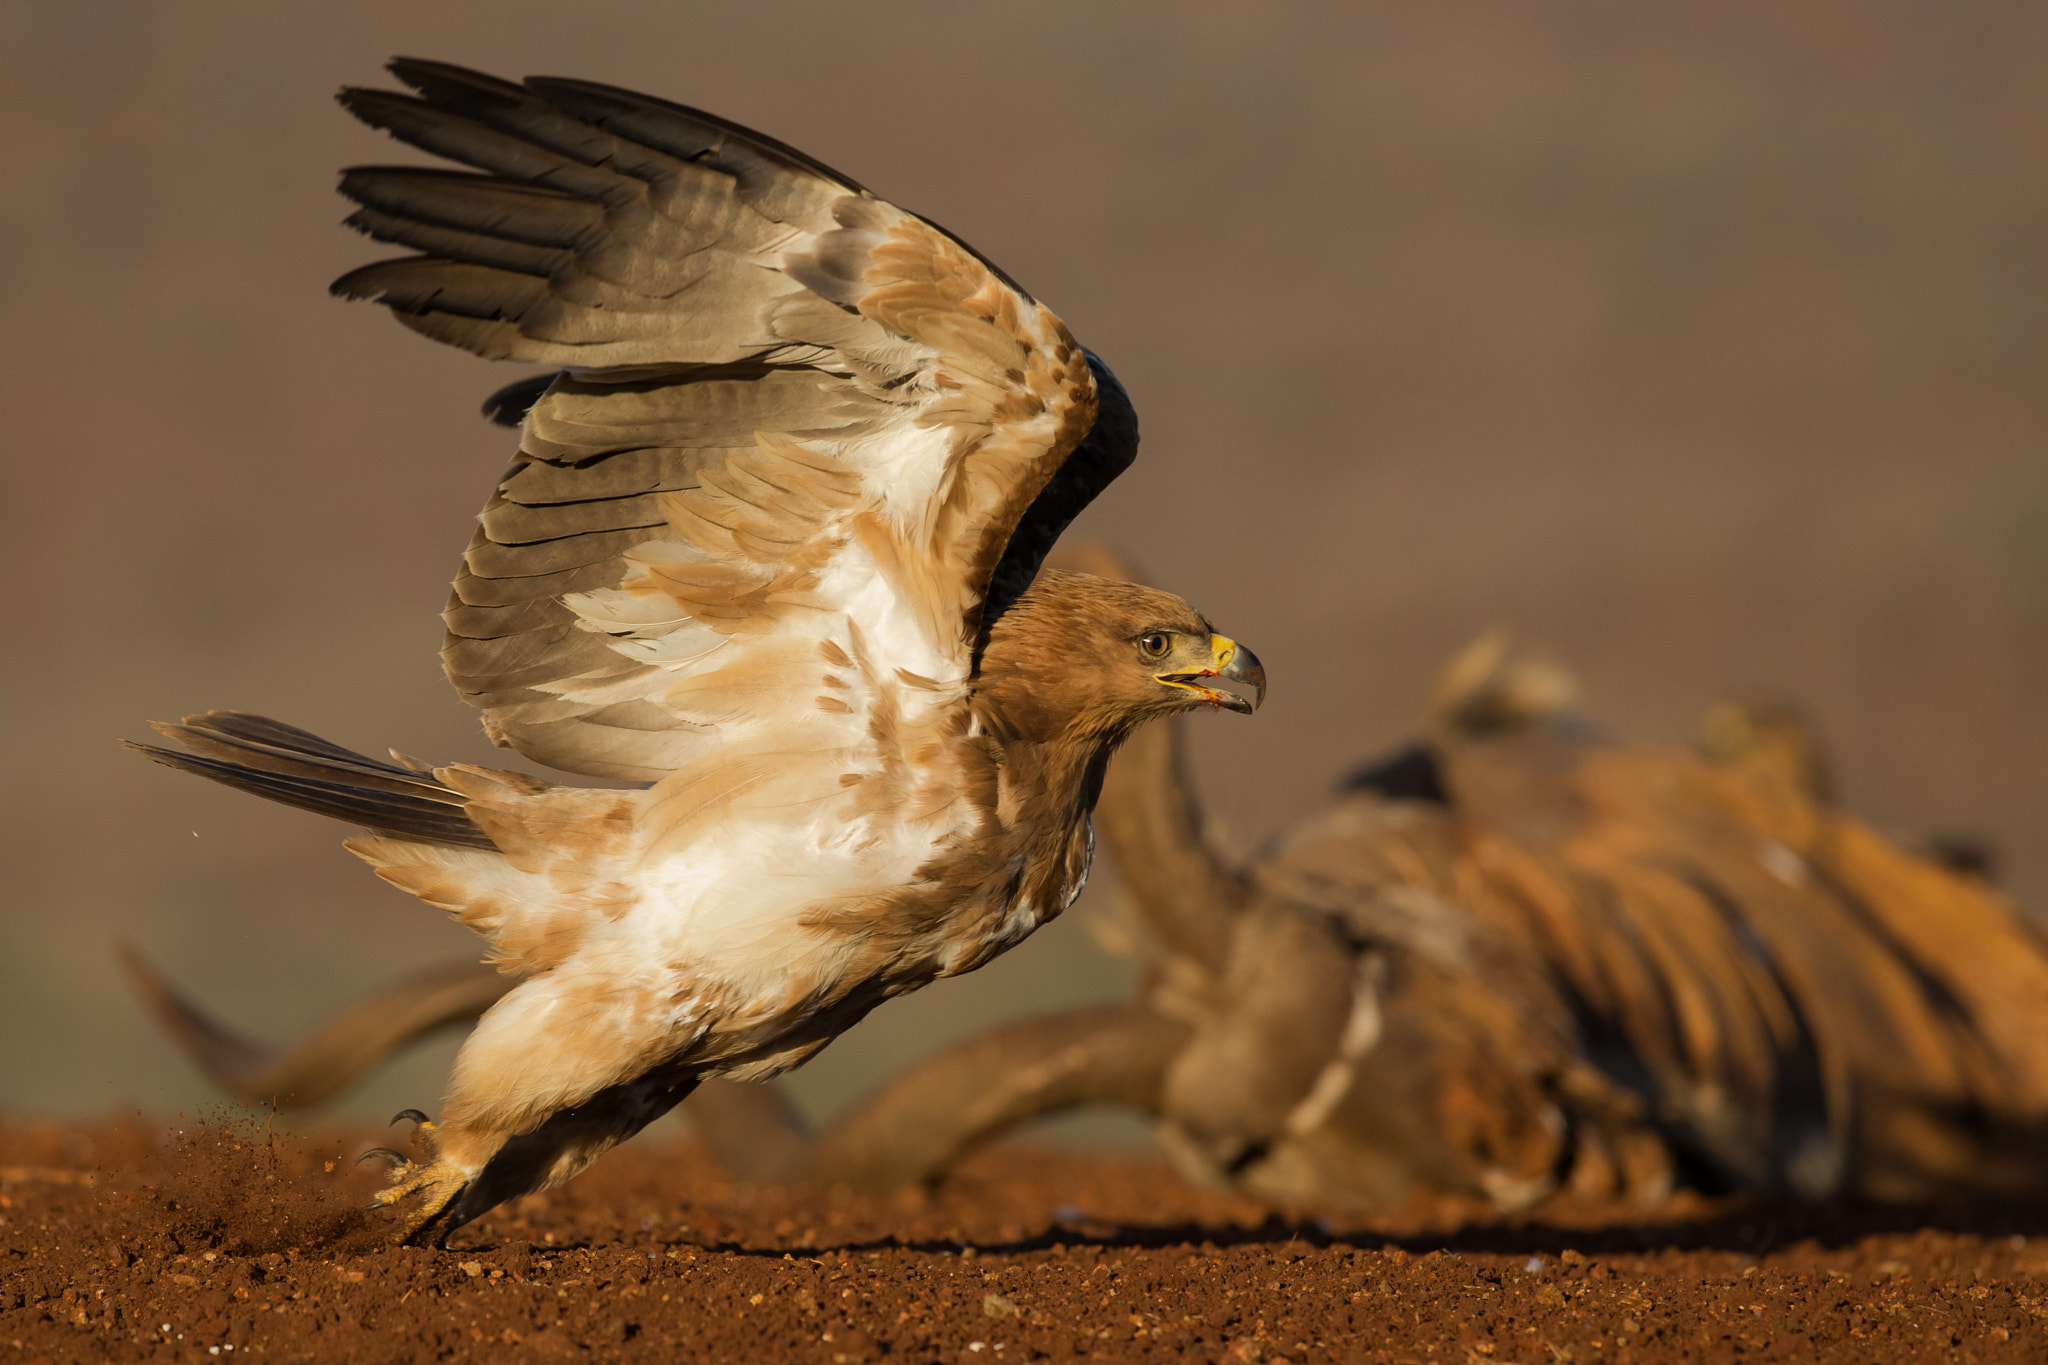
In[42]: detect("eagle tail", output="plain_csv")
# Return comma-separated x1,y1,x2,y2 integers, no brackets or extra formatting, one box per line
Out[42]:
126,710,497,850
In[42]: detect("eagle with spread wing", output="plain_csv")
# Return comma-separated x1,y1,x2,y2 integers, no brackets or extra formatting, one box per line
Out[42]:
131,60,1263,1244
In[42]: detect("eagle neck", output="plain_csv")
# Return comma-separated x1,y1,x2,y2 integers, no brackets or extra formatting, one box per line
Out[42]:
994,726,1129,917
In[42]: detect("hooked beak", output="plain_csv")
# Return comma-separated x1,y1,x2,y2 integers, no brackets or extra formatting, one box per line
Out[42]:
1158,634,1266,715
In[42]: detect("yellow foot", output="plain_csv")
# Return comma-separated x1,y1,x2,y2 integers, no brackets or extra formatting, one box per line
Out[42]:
357,1109,470,1247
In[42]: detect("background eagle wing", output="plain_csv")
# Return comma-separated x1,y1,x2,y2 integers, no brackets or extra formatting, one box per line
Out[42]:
333,61,1136,779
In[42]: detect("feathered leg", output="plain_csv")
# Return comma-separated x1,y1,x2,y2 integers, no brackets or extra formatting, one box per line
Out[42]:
358,1110,478,1244
367,969,698,1245
368,1069,698,1246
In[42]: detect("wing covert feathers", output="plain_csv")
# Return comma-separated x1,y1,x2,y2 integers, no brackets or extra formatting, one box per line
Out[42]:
333,60,1128,779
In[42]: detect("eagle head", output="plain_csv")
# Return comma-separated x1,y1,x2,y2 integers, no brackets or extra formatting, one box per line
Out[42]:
975,569,1265,743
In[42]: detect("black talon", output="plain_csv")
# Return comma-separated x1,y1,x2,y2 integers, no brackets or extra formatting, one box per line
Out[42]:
357,1146,407,1168
390,1108,430,1127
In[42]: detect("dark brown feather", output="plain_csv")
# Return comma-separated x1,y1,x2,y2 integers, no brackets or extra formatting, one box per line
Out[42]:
340,168,604,248
127,712,497,850
979,353,1138,641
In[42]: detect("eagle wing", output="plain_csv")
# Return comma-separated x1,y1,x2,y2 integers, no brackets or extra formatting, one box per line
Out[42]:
333,60,1136,779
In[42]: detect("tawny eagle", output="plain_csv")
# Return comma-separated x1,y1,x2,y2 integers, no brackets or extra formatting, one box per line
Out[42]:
132,60,1263,1244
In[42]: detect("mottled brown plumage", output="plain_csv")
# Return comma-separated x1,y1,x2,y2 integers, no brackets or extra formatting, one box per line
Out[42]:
128,62,1262,1244
1115,634,2048,1207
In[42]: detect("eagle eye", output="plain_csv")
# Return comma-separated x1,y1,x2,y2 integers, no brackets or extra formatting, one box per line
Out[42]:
1138,632,1172,659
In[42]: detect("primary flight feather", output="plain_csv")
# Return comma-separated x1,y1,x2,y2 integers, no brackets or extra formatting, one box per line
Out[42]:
131,59,1264,1244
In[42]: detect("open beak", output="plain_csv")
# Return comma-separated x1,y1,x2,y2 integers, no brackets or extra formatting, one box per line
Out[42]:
1158,634,1266,715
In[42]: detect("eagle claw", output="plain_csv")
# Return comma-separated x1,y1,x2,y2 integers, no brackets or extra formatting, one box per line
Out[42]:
362,1108,466,1245
388,1111,442,1160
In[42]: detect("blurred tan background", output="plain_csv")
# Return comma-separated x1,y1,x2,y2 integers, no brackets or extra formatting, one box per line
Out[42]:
3,2,2044,1131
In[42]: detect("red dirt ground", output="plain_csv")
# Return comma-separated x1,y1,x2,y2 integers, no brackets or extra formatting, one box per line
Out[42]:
5,1116,2047,1363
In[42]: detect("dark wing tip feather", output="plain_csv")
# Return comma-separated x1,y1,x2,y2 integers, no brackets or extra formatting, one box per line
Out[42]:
327,257,400,302
333,84,420,133
977,351,1140,644
379,59,551,131
341,58,876,213
328,257,545,321
520,73,873,196
482,372,562,427
387,56,530,99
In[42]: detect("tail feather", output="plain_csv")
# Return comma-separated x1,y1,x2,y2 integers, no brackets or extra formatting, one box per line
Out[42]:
127,710,497,850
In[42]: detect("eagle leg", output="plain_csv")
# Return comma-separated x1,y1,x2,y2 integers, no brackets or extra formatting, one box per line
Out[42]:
364,1111,475,1247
